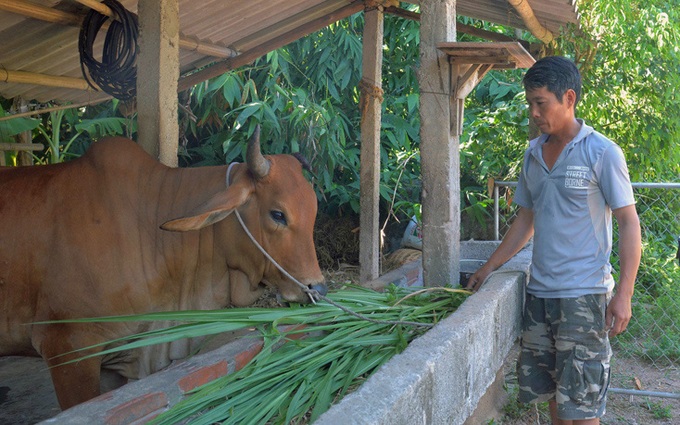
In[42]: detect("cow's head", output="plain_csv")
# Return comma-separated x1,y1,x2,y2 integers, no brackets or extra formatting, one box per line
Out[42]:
161,126,326,304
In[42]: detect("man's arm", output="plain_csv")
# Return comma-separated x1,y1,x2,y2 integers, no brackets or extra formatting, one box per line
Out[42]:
467,206,534,291
606,204,642,336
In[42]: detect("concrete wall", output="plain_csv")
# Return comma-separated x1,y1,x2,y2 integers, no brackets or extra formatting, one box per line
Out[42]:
316,241,531,425
40,241,531,425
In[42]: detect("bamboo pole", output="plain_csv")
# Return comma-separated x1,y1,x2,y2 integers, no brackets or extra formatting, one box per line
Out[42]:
74,0,110,17
0,0,81,26
0,0,237,59
507,0,554,44
0,142,44,165
0,143,44,151
0,69,94,91
0,99,109,122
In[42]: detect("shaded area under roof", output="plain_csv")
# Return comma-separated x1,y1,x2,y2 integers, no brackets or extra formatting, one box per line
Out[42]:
0,0,580,105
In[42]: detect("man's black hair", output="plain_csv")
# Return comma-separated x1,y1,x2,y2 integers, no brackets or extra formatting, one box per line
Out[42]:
523,56,582,107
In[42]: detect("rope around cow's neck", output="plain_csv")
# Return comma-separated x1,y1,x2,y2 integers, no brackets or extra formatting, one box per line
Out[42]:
226,162,433,329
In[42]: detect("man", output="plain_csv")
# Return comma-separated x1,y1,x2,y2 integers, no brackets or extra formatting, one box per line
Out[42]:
467,56,641,425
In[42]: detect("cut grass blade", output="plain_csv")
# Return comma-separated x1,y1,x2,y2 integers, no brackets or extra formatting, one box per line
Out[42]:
56,285,468,424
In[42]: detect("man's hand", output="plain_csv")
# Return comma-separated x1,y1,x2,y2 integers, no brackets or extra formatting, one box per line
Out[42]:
605,291,633,337
466,263,494,292
608,205,640,337
465,207,535,292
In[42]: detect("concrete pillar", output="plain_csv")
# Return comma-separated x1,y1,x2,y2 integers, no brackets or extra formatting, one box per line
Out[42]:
137,0,179,166
359,6,385,282
418,0,460,287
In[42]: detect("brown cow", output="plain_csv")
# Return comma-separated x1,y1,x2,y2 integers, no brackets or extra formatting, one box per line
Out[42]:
0,128,326,409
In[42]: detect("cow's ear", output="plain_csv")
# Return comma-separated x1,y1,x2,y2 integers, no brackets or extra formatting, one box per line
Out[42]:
160,184,250,232
161,209,233,232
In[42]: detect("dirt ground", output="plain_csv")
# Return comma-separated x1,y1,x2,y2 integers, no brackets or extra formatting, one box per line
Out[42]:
0,356,60,425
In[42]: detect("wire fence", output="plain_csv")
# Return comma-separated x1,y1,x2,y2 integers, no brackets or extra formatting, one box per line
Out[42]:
494,181,680,396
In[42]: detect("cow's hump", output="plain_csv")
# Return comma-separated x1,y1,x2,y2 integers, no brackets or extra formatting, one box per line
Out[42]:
84,137,159,171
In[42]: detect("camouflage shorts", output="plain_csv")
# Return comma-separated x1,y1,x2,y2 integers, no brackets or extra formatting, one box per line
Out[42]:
517,293,612,420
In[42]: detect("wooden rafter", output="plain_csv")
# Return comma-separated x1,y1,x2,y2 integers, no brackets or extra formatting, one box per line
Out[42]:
438,42,535,69
384,6,527,45
437,41,535,134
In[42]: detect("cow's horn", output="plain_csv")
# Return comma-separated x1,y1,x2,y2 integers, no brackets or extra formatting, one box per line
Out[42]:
246,125,270,179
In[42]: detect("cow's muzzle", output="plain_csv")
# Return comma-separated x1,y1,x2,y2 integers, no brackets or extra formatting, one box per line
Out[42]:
310,283,328,297
301,282,328,304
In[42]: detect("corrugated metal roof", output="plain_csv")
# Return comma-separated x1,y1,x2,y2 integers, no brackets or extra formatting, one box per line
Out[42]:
0,0,580,105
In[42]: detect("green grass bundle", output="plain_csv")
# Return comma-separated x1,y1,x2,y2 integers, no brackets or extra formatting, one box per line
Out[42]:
63,285,470,424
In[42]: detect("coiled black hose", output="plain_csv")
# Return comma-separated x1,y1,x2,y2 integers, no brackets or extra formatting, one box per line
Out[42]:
78,0,138,101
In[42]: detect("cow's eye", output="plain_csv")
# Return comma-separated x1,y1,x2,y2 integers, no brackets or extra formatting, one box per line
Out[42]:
270,210,287,225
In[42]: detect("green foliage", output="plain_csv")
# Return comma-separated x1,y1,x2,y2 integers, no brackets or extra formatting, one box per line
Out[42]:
178,12,425,218
647,401,673,420
559,0,680,182
0,102,41,165
616,238,680,363
34,108,128,164
0,104,41,138
563,0,680,363
178,19,364,215
501,374,551,422
0,100,134,165
58,285,469,424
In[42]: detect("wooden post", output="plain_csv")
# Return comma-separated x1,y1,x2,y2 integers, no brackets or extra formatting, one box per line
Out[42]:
418,0,460,287
17,99,34,166
136,0,179,166
359,6,385,283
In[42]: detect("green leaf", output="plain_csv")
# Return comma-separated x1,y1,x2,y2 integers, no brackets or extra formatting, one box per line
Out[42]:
0,106,40,140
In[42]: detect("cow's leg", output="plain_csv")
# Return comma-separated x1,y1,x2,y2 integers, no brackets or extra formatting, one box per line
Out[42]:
36,327,103,410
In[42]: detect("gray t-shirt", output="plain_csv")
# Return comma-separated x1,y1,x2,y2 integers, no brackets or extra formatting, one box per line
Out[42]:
514,120,635,298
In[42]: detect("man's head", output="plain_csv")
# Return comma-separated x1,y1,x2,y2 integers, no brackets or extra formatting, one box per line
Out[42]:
523,56,582,136
523,56,581,107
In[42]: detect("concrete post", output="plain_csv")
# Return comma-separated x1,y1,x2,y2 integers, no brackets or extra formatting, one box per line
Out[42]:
359,6,385,282
137,0,179,166
418,0,460,287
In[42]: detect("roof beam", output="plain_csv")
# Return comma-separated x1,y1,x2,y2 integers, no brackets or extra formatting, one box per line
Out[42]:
0,0,237,58
507,0,554,44
0,68,95,91
0,0,81,26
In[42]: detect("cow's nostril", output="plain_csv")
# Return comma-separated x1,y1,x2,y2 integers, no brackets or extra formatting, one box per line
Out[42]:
310,283,327,297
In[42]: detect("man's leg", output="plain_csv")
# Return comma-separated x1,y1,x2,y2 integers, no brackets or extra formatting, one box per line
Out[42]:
554,294,611,424
517,295,558,404
549,398,600,425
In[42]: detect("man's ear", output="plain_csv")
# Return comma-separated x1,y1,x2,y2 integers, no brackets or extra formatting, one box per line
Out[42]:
564,89,577,109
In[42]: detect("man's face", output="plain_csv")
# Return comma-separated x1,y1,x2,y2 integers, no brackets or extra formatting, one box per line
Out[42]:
525,86,575,136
